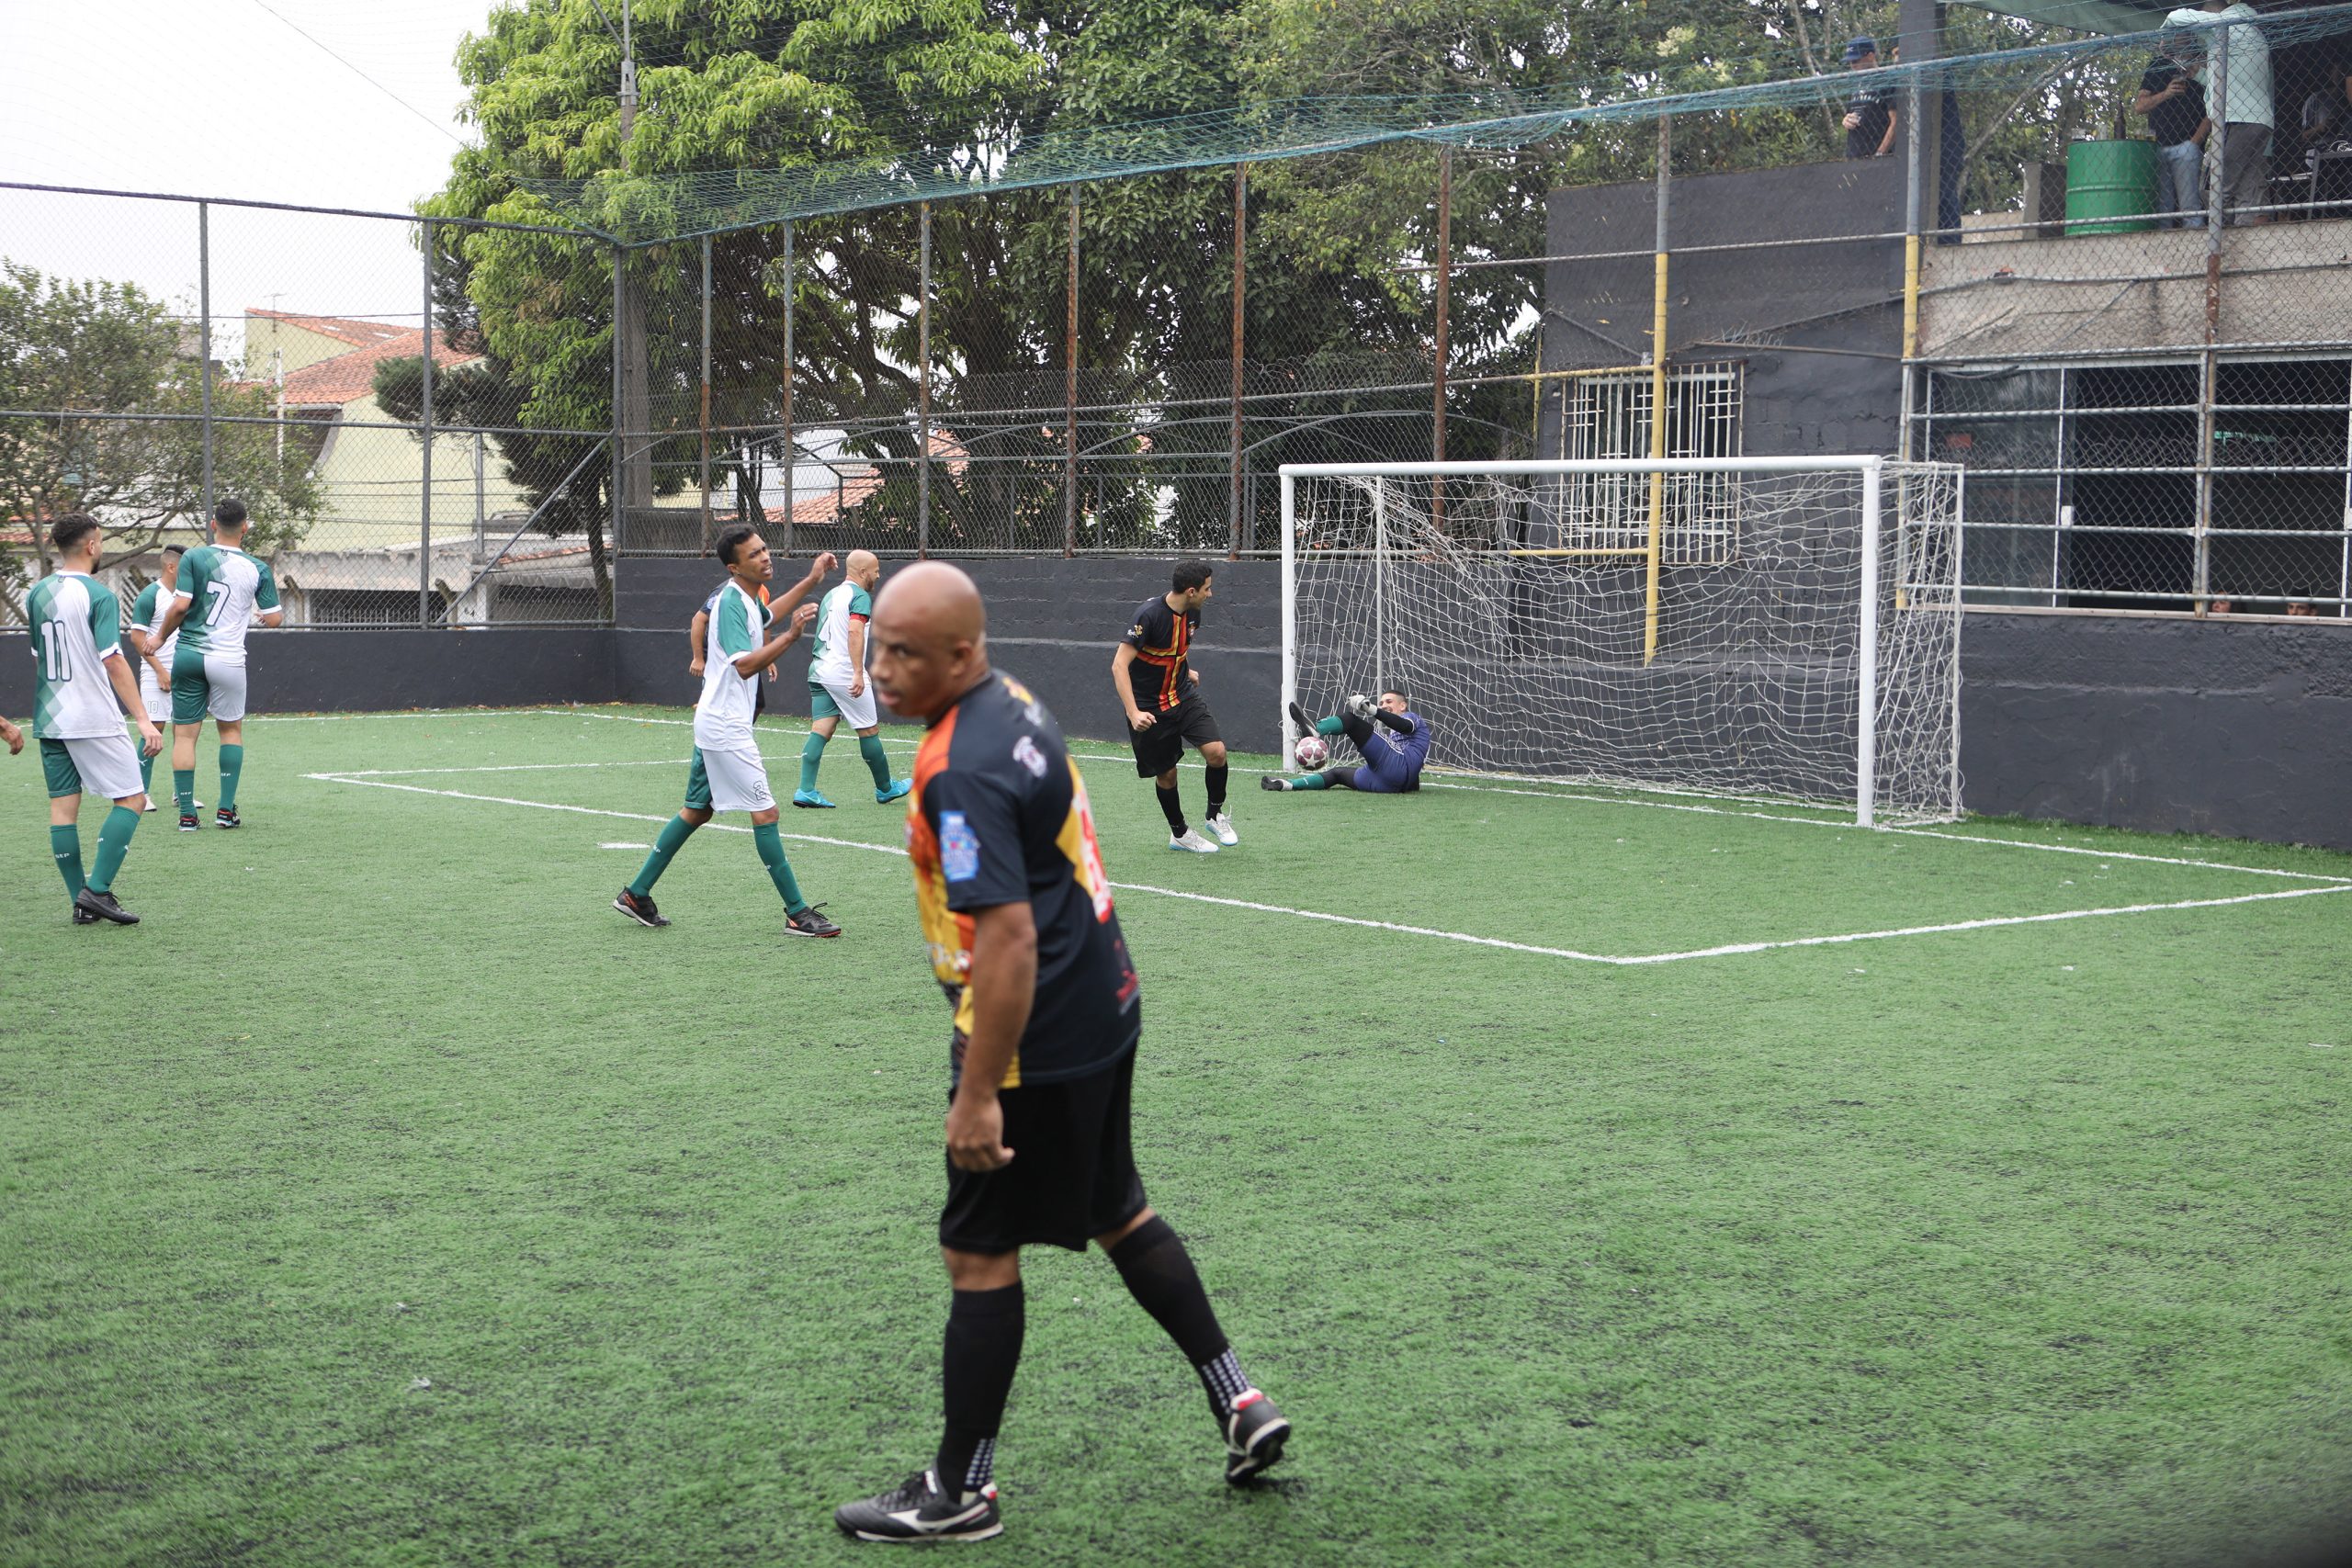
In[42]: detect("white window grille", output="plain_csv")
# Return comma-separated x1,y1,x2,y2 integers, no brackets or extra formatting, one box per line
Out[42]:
1555,362,1744,566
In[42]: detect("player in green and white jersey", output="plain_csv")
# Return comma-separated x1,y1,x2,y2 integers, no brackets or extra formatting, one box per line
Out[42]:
124,544,189,810
793,549,909,809
613,529,844,938
23,513,164,925
148,498,282,831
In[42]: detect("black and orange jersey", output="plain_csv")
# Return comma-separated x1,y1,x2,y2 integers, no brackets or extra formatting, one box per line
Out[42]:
906,671,1141,1089
1121,594,1200,714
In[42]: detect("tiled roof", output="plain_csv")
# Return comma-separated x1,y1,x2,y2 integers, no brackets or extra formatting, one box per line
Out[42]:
277,329,481,408
754,432,972,526
245,309,414,350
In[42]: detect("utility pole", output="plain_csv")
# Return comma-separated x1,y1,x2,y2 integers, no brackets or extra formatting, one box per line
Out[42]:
592,0,650,515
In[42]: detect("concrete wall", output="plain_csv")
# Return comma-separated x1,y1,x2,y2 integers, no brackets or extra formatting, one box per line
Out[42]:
0,627,614,718
1960,610,2352,852
615,555,1284,752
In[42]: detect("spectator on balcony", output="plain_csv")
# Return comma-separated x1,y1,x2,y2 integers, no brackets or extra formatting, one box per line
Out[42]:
2301,80,2352,194
2167,2,2275,225
1841,38,1899,160
2135,40,2211,227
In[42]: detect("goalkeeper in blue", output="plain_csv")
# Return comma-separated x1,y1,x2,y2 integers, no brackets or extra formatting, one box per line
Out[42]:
1262,691,1431,794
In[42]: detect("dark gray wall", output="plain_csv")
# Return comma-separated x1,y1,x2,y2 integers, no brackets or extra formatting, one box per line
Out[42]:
0,627,614,717
1960,612,2352,852
616,555,1283,752
1544,158,1907,459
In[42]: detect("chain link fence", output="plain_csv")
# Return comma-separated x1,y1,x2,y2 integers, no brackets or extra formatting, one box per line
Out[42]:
6,3,2351,627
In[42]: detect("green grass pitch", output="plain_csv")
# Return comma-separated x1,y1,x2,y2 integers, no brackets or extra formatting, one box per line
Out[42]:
5,703,2349,1566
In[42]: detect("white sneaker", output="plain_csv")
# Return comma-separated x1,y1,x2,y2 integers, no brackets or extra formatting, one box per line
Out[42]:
1205,812,1238,846
141,798,157,813
1169,828,1220,854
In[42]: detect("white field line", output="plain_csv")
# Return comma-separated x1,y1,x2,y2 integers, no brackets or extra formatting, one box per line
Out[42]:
301,771,2352,965
350,740,2352,889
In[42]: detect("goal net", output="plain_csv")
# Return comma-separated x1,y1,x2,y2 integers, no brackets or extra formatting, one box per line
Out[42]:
1279,458,1964,826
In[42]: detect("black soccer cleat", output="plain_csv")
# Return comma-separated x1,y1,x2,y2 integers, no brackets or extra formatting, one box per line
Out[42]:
1286,699,1320,739
215,807,241,830
613,888,670,928
72,904,101,925
785,903,842,939
1223,1390,1290,1483
73,887,141,927
1259,774,1288,792
834,1470,1002,1543
177,813,201,832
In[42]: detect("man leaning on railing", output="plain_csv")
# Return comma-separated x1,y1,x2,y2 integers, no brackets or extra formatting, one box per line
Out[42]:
2167,0,2275,226
2135,35,2211,229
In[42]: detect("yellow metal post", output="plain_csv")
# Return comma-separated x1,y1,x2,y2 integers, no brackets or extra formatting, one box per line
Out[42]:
1642,118,1671,665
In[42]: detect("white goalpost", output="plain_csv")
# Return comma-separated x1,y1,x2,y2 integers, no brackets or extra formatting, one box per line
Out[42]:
1278,457,1965,827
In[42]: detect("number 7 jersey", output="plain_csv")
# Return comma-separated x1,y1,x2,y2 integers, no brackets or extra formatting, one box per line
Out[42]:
174,545,280,664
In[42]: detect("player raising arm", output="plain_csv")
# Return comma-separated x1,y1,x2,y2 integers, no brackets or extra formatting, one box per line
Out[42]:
148,498,281,830
25,513,163,925
1262,690,1431,794
613,532,840,937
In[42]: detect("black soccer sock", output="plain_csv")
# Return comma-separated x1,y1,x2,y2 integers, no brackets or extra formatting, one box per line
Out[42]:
1204,763,1228,818
936,1282,1024,1497
1340,711,1376,747
1155,782,1187,836
1107,1215,1250,1417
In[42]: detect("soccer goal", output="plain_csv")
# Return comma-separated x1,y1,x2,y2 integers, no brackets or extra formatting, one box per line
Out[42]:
1278,457,1965,826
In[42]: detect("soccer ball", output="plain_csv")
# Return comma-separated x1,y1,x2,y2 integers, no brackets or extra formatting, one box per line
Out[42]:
1294,735,1329,769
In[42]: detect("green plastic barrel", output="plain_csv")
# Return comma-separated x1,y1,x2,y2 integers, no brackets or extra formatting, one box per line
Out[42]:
2065,139,2160,235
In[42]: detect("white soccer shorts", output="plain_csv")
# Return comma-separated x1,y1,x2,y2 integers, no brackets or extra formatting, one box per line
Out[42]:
138,662,171,723
700,743,776,814
175,654,249,724
56,733,146,802
817,676,879,731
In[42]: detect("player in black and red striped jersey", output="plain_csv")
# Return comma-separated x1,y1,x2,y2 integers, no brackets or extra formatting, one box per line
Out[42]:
831,561,1289,1545
1111,559,1232,853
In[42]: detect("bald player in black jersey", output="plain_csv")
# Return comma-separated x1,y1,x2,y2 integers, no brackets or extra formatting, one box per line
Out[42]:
831,561,1290,1544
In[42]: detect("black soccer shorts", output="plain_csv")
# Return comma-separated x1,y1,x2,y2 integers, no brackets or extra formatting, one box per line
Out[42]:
939,1045,1148,1255
1128,693,1222,778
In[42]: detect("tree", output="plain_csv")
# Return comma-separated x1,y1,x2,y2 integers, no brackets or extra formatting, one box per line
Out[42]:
0,261,319,622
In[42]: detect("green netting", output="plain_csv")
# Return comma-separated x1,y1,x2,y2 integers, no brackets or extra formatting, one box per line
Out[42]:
511,1,2352,243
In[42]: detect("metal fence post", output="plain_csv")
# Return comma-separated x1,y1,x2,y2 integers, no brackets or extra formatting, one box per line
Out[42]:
701,232,714,552
1642,117,1671,665
198,200,215,528
781,220,796,559
2197,22,2230,612
918,200,933,558
1066,189,1080,558
1431,149,1451,535
611,243,626,558
420,217,435,626
1229,164,1247,559
1900,82,1923,462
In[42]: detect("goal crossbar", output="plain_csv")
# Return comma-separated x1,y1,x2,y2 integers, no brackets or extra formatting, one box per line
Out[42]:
1276,457,1961,829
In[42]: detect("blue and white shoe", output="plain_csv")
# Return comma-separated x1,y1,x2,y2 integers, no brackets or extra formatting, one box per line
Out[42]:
875,778,912,806
792,789,837,809
1169,829,1220,854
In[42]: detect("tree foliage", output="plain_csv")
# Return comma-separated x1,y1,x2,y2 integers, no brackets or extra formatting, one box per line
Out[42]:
0,261,319,619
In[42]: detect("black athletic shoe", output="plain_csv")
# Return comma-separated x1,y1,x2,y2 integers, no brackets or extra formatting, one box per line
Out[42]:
73,887,140,926
834,1470,1002,1543
1224,1390,1290,1483
1286,700,1320,739
613,889,670,928
177,813,201,832
215,807,241,830
72,904,100,925
784,903,842,939
1259,774,1288,792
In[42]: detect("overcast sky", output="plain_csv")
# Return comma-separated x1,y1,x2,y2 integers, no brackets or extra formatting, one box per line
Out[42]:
2,0,514,361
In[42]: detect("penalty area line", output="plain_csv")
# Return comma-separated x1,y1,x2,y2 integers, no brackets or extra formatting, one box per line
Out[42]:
300,772,2352,966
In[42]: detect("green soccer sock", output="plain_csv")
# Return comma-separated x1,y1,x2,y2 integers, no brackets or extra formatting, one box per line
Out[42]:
857,734,894,790
1315,716,1345,737
87,806,140,895
1292,772,1332,790
798,731,828,794
50,825,85,901
174,768,195,816
218,744,243,810
628,814,697,897
752,820,808,915
140,749,155,795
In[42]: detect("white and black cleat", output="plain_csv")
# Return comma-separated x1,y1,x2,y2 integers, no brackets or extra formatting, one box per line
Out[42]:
834,1470,1002,1542
1224,1390,1291,1483
613,888,670,928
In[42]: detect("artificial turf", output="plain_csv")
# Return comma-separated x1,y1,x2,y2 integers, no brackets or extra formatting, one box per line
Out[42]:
3,703,2348,1567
